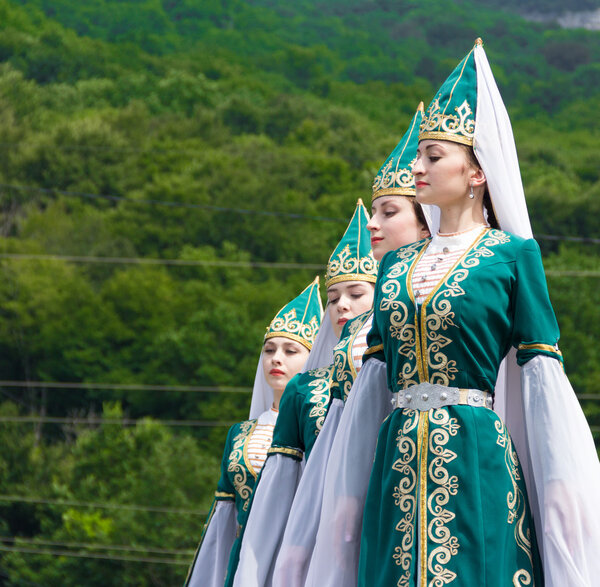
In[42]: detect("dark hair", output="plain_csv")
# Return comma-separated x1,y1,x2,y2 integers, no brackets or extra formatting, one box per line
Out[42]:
462,145,499,229
410,199,429,233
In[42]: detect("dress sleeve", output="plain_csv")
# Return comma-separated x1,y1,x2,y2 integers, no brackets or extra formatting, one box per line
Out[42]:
363,251,392,363
269,374,304,460
185,426,238,587
511,239,562,365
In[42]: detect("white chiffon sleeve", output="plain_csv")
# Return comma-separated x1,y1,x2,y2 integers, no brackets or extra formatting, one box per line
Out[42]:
272,398,345,587
521,355,600,587
186,500,238,587
232,454,302,587
305,359,390,587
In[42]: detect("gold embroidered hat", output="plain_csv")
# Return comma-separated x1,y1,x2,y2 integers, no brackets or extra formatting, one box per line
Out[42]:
372,102,424,202
264,276,323,350
420,38,481,146
325,199,377,288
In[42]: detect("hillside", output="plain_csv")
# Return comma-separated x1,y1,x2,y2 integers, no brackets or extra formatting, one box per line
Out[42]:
0,0,598,583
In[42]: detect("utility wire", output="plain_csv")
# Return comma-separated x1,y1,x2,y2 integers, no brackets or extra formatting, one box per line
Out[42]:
1,254,598,276
0,495,208,516
0,416,234,428
0,544,190,565
1,183,599,244
0,253,326,270
0,380,252,393
0,183,345,223
0,536,194,556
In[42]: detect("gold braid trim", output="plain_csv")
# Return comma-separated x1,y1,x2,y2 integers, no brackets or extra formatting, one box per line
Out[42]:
267,446,304,460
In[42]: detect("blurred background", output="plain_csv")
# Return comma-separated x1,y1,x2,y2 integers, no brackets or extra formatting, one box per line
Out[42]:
0,0,598,583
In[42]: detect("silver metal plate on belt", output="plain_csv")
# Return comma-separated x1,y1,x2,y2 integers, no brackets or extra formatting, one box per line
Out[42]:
390,382,492,411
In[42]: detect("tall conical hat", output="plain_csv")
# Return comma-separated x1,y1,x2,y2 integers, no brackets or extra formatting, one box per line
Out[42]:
325,199,377,288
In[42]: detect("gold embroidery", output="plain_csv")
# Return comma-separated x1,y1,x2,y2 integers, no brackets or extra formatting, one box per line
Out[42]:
214,491,235,499
227,420,257,512
518,343,562,356
391,410,420,586
326,243,377,286
267,308,320,350
417,411,429,587
495,419,534,570
267,446,303,460
512,570,532,586
427,409,460,586
364,344,383,355
307,366,334,434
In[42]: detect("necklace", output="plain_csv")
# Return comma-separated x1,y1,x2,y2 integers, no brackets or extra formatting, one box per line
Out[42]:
437,223,488,237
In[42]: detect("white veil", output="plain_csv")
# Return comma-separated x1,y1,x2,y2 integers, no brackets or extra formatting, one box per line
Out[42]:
302,307,337,372
474,43,600,586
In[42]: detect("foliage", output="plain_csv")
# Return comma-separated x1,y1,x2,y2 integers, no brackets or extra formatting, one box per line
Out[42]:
0,0,598,583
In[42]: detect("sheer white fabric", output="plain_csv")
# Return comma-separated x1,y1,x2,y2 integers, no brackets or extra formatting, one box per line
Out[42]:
249,352,273,420
186,501,237,587
305,359,389,587
473,44,532,239
521,355,600,586
420,202,440,236
232,454,302,587
272,398,345,587
303,308,337,372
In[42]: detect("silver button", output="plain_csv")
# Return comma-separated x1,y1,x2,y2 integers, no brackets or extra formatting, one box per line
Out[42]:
422,394,428,401
406,394,412,402
443,246,449,254
473,395,481,402
431,264,437,271
421,275,426,281
415,290,421,298
440,392,447,401
487,397,493,407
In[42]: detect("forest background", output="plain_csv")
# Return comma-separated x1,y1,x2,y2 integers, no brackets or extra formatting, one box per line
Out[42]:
0,0,598,584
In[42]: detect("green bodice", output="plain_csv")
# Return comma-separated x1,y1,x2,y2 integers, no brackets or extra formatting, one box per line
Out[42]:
330,309,373,402
269,366,334,461
365,229,562,392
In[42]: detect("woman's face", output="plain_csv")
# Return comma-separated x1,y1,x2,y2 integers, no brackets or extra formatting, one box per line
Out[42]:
367,196,428,260
413,139,476,209
327,280,375,338
262,337,309,393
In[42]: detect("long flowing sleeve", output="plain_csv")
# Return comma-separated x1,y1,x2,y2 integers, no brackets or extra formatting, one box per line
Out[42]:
305,358,390,587
232,453,303,587
521,356,600,586
501,239,600,586
186,428,239,587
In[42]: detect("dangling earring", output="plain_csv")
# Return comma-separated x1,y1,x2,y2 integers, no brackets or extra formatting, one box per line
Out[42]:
469,184,475,199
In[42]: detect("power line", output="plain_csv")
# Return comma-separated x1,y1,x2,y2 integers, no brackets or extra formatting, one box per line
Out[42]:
1,183,599,244
0,495,208,516
0,183,345,223
0,380,252,393
0,253,326,270
0,536,195,557
1,254,598,276
0,544,190,565
0,416,234,428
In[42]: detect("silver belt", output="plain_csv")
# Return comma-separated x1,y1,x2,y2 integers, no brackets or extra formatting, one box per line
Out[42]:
391,382,493,411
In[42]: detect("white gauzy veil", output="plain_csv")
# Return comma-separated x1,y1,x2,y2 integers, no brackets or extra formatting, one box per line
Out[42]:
249,351,273,420
420,203,440,236
302,306,337,372
474,43,600,585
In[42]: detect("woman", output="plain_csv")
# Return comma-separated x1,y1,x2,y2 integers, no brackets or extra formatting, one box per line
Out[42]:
185,277,322,587
231,200,379,587
274,103,432,587
317,39,600,587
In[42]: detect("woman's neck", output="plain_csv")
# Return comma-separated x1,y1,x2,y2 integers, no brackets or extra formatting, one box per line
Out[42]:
272,389,283,410
437,203,487,235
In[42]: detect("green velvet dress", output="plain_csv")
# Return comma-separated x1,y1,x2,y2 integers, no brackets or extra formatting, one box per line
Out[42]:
359,228,562,587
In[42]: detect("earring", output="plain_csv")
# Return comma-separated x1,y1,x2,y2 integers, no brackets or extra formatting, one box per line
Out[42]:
469,184,475,199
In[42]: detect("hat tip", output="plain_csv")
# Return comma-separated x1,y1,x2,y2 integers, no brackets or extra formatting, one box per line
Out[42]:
357,197,364,206
313,275,320,284
417,101,424,112
475,37,483,46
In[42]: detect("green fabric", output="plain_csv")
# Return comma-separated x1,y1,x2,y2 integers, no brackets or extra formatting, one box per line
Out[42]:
359,228,561,585
419,40,478,146
264,276,322,350
325,199,377,288
372,103,423,200
269,365,334,460
331,309,373,402
360,407,543,586
364,229,561,391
